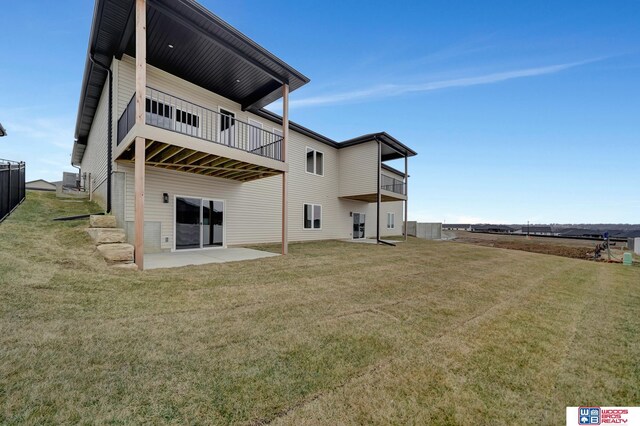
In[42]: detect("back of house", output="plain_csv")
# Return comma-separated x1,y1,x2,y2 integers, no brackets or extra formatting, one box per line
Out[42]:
71,0,417,268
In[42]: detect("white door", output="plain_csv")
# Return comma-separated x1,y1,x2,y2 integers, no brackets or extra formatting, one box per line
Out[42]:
219,108,236,147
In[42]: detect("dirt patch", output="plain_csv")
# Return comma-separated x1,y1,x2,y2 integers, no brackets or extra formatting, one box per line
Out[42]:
451,231,625,262
473,239,592,260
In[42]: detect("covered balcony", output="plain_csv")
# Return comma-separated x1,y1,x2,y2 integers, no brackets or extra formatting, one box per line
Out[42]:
115,87,285,181
338,133,414,203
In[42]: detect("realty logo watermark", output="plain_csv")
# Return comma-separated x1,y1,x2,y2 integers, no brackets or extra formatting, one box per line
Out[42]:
579,407,600,425
567,407,640,425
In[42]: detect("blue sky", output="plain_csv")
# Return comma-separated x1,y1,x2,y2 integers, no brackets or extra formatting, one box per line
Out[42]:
1,1,638,223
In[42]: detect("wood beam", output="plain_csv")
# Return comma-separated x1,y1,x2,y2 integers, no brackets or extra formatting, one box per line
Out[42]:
172,149,198,164
146,143,170,162
133,0,146,270
134,136,145,270
184,156,221,173
281,84,289,255
176,152,210,170
203,160,241,176
158,147,185,163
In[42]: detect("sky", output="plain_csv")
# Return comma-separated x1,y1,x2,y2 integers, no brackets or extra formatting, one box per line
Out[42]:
0,1,638,224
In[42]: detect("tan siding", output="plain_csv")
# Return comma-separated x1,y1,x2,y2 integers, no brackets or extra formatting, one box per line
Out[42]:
117,55,286,136
120,164,282,249
81,78,109,208
117,58,136,117
114,55,406,247
338,142,377,197
382,169,405,181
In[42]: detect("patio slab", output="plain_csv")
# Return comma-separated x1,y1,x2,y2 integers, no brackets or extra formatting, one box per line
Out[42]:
144,247,279,270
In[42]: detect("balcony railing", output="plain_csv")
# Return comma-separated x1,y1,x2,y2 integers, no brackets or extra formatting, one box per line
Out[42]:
381,174,406,195
117,87,283,162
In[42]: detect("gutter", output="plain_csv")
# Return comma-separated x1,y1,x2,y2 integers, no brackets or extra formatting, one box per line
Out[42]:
88,53,113,213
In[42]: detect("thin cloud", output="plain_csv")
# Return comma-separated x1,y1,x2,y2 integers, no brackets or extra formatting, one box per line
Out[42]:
290,58,601,109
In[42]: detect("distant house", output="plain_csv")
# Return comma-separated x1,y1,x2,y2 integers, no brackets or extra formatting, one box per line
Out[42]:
0,123,6,137
471,224,515,233
443,224,470,231
25,179,58,192
516,225,554,236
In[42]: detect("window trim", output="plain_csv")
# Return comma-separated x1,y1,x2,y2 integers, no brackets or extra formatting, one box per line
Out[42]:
387,212,395,229
305,146,324,177
303,203,323,230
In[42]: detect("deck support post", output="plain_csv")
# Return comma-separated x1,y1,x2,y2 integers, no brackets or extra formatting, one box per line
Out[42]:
281,83,289,255
376,138,381,244
134,0,146,270
404,154,408,241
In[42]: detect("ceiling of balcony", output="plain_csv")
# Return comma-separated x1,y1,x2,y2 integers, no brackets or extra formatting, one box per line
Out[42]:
74,0,309,163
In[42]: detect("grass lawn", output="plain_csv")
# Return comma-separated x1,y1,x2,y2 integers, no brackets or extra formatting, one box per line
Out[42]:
1,191,639,424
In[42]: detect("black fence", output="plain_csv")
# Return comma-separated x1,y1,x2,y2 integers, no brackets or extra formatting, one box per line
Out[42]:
0,159,26,223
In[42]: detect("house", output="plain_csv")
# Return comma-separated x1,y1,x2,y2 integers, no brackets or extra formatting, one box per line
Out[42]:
25,179,58,192
442,224,470,231
471,224,515,233
515,225,554,236
71,0,416,270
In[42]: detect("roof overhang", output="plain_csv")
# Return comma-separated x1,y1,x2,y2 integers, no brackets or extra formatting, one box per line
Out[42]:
340,132,417,161
73,0,309,165
252,110,418,160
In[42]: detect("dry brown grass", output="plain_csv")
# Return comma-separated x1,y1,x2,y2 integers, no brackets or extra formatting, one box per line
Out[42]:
1,192,639,424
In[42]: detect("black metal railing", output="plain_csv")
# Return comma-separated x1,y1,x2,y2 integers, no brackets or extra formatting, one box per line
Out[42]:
117,94,135,145
381,174,405,195
117,88,284,161
0,159,26,223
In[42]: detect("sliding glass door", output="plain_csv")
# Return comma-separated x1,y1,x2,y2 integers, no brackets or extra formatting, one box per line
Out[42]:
202,200,224,248
175,197,224,250
353,213,365,239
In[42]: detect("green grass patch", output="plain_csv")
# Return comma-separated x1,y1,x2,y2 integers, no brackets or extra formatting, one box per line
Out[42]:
1,191,638,424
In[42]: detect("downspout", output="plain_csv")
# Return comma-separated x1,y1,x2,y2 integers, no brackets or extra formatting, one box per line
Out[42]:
71,163,82,190
89,53,113,213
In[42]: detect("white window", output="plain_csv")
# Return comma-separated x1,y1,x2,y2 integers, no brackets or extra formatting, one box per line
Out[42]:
387,212,395,229
305,148,324,176
303,203,322,229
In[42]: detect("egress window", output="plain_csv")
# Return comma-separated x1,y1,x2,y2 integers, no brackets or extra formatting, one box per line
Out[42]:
387,212,395,229
305,148,324,176
303,203,322,229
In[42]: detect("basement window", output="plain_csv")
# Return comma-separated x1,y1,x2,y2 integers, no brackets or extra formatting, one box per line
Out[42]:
303,203,322,230
306,148,324,176
387,213,395,229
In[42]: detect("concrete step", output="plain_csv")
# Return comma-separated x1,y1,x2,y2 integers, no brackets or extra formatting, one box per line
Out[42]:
97,243,134,263
89,215,117,228
86,228,127,244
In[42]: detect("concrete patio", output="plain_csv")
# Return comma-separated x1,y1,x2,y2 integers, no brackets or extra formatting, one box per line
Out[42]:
144,248,279,270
